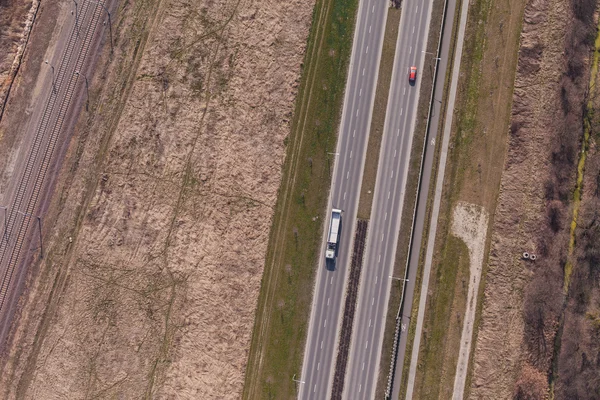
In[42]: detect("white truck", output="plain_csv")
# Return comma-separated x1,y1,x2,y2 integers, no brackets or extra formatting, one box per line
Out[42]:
325,208,342,260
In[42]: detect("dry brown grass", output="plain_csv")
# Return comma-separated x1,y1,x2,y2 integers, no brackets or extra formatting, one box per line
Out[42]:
470,0,591,397
0,0,314,398
0,0,37,121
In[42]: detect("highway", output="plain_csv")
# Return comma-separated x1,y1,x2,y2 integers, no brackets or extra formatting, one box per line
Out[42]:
297,0,388,397
344,1,434,399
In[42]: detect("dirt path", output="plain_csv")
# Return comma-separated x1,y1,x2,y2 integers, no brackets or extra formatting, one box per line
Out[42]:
450,202,488,400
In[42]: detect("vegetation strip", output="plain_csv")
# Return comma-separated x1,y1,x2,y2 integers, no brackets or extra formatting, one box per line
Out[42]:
563,17,600,293
242,0,358,398
408,0,531,394
548,13,600,399
331,219,368,400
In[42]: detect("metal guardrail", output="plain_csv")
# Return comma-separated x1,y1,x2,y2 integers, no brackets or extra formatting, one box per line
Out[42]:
384,0,450,396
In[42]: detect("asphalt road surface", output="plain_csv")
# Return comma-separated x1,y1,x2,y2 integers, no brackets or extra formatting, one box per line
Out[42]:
402,0,470,396
297,0,389,398
343,1,435,399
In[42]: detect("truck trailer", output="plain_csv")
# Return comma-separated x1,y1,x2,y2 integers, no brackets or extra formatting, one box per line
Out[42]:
325,208,342,259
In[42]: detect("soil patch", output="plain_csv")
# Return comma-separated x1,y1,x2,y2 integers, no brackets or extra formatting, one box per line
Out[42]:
242,0,358,397
449,201,487,399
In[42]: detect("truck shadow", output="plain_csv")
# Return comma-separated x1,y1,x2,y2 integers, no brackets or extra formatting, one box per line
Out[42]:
326,258,336,271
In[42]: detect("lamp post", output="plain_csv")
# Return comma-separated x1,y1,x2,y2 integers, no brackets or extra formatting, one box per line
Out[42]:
102,2,113,55
0,206,7,244
422,50,441,77
292,374,305,389
89,0,113,55
44,60,56,94
75,71,89,111
421,50,441,59
18,212,43,260
72,0,80,37
327,151,339,175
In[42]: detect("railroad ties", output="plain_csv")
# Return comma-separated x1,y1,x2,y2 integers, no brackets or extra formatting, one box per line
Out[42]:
0,1,107,312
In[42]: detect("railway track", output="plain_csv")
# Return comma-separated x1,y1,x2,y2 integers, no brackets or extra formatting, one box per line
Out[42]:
0,0,107,312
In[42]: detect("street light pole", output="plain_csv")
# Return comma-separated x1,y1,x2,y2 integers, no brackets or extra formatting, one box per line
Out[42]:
103,3,113,55
75,71,89,111
17,212,43,260
72,0,80,38
0,206,7,244
37,216,43,260
45,60,57,94
89,0,113,55
421,50,441,60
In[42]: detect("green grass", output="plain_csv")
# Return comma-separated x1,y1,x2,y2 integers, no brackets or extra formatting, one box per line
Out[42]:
395,0,463,395
413,236,470,399
450,0,492,164
242,0,358,398
356,8,401,221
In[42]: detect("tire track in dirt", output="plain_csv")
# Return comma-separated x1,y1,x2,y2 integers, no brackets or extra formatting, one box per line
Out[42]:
142,1,242,396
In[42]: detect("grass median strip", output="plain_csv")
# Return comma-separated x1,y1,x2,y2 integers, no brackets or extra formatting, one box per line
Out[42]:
356,7,401,221
242,0,358,398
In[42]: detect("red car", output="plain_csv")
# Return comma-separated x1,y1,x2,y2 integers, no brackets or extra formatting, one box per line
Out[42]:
409,66,417,82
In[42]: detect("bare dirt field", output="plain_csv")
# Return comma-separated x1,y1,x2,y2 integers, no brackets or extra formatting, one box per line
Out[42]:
0,0,314,398
450,202,487,399
470,0,568,394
